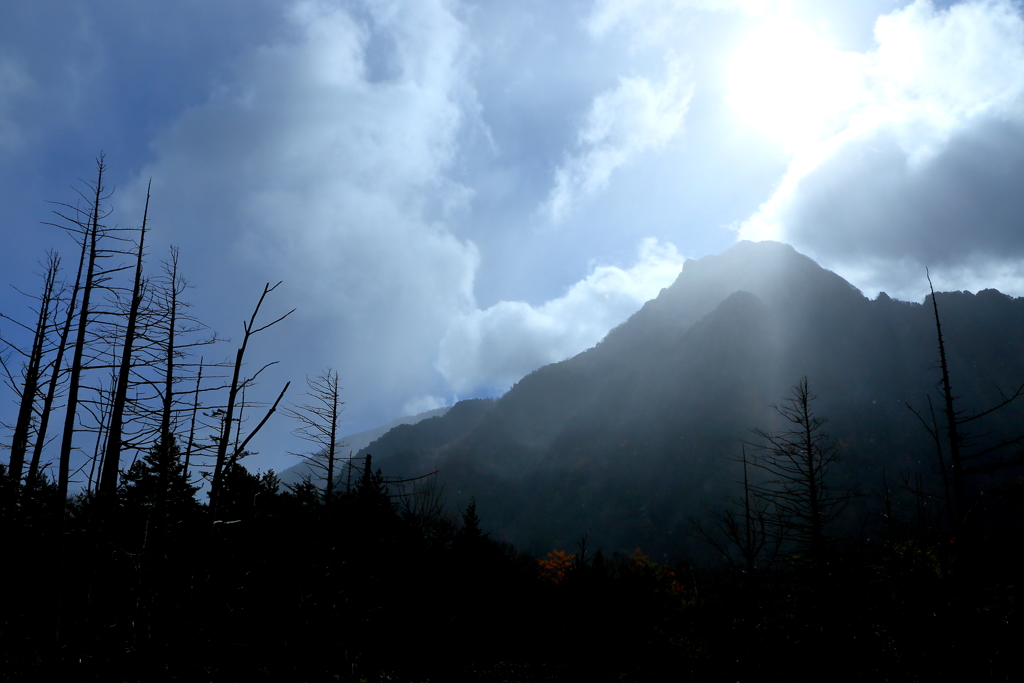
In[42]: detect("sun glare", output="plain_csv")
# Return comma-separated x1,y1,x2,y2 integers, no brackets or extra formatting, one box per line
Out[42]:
726,20,865,150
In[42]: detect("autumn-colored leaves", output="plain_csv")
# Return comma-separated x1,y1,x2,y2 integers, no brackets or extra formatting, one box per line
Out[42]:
537,549,576,583
538,546,688,601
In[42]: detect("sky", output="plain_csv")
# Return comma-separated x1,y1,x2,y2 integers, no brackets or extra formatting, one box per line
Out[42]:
3,0,1024,478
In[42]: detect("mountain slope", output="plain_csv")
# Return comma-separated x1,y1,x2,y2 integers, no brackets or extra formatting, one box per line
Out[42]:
369,241,1024,557
277,405,451,488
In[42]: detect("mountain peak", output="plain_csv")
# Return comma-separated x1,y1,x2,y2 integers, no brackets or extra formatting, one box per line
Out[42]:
366,240,1024,558
594,241,859,358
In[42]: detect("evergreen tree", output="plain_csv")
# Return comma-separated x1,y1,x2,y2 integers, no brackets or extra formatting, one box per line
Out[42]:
119,436,200,531
458,497,486,543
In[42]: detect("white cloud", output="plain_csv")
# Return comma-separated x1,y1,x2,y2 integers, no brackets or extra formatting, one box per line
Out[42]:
587,0,771,42
740,0,1024,237
868,0,1024,162
119,0,712,449
542,55,692,223
827,251,1024,303
733,0,1024,296
128,0,482,426
402,394,450,416
436,238,685,393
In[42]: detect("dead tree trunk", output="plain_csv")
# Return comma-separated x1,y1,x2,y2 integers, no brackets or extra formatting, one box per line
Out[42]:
150,246,183,542
4,253,60,511
56,158,110,505
284,368,344,502
749,377,850,568
98,182,150,500
208,282,293,521
157,246,180,448
27,246,83,485
927,271,965,530
690,443,775,575
182,360,202,487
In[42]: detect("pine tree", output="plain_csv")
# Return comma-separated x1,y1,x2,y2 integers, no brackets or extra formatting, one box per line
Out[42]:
459,497,485,542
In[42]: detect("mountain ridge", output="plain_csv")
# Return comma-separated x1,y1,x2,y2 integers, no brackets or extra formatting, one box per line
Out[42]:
355,240,1024,557
277,405,451,488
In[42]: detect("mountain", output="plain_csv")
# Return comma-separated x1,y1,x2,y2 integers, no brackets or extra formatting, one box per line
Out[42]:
346,398,495,480
362,241,1024,558
277,406,451,488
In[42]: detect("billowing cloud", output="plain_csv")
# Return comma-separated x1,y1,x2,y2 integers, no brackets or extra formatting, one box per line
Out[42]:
736,0,1024,297
780,122,1024,264
542,55,693,223
587,0,770,42
436,238,684,393
402,394,450,416
124,0,694,457
130,0,480,416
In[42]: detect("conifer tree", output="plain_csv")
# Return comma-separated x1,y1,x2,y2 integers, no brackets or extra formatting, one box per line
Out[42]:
460,497,484,542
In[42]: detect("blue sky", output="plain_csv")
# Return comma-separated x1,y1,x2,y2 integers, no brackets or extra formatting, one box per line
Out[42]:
4,0,1024,479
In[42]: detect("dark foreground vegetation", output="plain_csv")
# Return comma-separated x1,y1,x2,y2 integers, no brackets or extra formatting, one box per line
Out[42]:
2,159,1023,680
1,457,1023,682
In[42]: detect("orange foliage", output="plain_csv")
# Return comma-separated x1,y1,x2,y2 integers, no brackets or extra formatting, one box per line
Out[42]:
538,549,576,584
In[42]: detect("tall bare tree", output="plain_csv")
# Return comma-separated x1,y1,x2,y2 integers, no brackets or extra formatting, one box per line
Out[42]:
748,377,851,566
52,157,113,504
121,247,221,497
904,270,1024,534
182,360,204,487
285,368,344,502
27,248,84,486
156,247,182,449
1,252,61,511
98,182,151,499
692,444,778,576
208,282,293,521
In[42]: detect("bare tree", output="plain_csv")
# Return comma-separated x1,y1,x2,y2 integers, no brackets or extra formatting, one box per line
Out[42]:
156,247,183,448
181,360,203,486
748,377,851,566
83,359,117,494
905,270,1024,534
692,445,779,575
0,252,61,511
285,368,344,502
51,157,115,504
397,472,456,543
125,247,222,492
208,282,293,521
27,250,82,486
97,182,151,500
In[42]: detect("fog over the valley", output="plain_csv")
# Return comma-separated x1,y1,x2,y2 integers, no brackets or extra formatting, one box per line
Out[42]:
3,0,1024,477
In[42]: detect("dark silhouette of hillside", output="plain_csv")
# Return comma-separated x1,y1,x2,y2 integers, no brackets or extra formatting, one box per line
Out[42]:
350,397,494,480
277,405,451,488
365,241,1024,557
